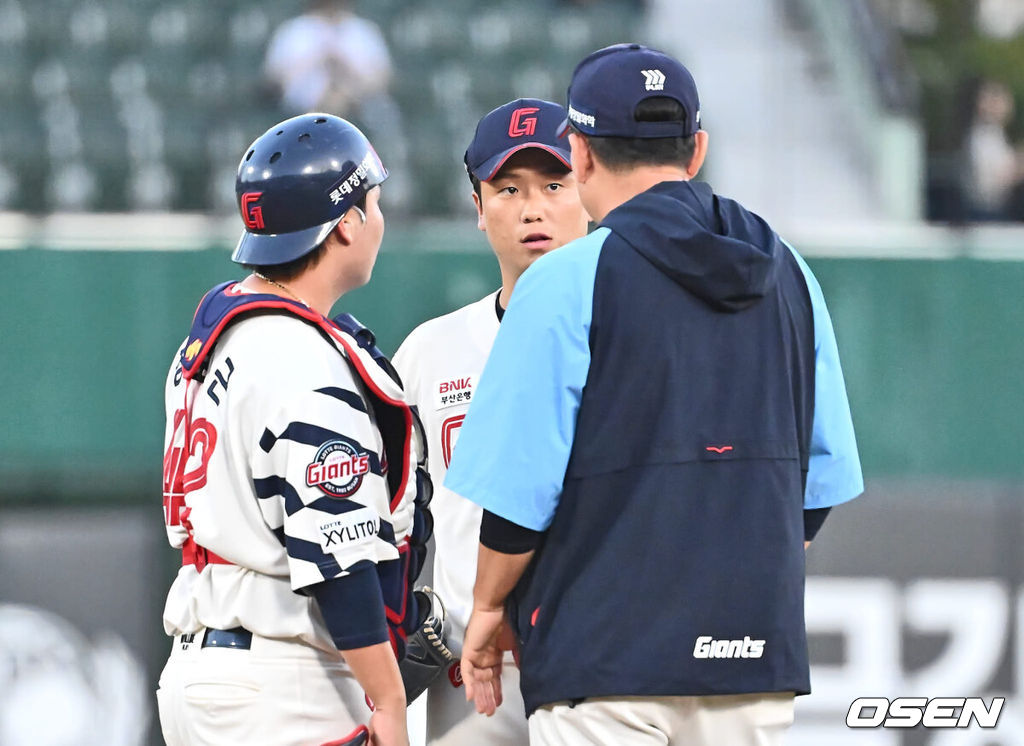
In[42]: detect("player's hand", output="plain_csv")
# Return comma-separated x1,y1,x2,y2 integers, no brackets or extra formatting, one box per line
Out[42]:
367,705,409,746
461,606,512,716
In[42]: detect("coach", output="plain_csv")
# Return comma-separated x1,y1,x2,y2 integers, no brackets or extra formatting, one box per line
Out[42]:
445,43,863,746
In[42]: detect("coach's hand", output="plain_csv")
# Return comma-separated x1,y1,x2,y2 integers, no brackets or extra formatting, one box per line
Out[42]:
462,606,515,716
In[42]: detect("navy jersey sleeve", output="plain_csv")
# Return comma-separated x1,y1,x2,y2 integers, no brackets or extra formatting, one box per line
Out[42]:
786,242,865,508
444,229,608,530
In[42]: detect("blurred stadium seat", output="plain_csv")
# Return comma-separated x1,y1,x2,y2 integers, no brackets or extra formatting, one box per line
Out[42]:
0,0,639,216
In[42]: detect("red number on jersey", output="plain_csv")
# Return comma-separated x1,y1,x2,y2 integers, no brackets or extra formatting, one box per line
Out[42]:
440,414,465,469
162,408,218,526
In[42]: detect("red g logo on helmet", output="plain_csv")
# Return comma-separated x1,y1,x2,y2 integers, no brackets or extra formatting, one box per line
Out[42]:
241,192,265,230
508,107,539,138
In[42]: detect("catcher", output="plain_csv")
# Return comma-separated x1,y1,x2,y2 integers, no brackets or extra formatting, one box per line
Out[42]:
156,113,436,746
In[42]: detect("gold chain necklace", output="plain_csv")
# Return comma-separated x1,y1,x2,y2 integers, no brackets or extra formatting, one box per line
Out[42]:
253,272,311,308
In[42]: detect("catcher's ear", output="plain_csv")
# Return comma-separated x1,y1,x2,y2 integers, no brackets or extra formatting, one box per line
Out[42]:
333,214,357,246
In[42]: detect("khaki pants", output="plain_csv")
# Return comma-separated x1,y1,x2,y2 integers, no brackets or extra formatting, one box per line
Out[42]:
157,629,371,746
425,652,529,745
529,692,795,746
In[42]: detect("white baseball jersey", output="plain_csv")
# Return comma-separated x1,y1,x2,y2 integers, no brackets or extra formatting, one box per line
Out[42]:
162,296,417,654
392,292,500,652
396,291,530,745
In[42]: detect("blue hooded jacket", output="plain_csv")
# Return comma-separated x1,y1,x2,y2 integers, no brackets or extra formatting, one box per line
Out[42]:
446,179,863,713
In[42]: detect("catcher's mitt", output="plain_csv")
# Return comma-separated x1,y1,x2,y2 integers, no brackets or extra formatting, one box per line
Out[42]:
400,587,455,703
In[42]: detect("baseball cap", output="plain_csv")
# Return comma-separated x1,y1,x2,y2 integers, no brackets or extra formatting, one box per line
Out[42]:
557,43,701,139
464,98,572,182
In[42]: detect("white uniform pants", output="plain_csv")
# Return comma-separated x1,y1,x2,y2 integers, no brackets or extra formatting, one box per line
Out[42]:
424,652,529,745
157,629,372,746
528,692,795,746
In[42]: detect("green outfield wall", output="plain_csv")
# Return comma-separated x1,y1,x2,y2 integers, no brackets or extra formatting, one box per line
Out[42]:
2,244,1022,498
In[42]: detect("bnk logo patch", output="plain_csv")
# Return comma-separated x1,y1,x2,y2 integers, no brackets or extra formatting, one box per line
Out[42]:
306,440,371,498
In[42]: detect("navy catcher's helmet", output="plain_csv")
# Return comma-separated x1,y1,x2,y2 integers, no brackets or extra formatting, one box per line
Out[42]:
232,114,388,266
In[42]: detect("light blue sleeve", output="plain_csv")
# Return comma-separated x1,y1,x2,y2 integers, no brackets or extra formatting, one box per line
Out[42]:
444,229,608,531
785,241,865,509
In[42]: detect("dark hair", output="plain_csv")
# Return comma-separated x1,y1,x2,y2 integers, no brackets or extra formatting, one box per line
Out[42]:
244,241,329,283
574,97,697,171
244,192,368,282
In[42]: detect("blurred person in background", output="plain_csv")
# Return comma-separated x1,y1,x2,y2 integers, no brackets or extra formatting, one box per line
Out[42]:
0,604,148,746
264,0,391,118
264,0,410,210
965,78,1024,220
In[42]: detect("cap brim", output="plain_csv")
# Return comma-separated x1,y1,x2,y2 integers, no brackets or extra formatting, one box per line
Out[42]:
231,217,342,266
477,143,572,181
556,118,571,138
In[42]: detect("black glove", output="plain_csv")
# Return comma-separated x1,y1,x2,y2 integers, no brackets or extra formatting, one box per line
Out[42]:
399,587,455,703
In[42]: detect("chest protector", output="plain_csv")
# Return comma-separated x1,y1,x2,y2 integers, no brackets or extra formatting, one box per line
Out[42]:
166,281,433,657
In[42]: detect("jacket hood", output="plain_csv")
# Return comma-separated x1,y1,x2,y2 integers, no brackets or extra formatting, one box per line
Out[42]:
600,180,783,312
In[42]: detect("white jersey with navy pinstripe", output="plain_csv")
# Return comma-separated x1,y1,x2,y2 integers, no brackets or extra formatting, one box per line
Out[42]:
161,310,415,653
392,292,499,652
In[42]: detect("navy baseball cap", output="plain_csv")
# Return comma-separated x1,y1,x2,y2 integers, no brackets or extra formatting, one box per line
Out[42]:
557,43,701,139
464,98,572,182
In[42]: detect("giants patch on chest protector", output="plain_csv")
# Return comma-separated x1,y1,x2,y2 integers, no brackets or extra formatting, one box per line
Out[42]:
306,440,371,498
433,375,474,410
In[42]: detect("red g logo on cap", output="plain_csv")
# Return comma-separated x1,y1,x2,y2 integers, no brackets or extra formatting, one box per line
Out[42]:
241,192,265,230
508,107,539,138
